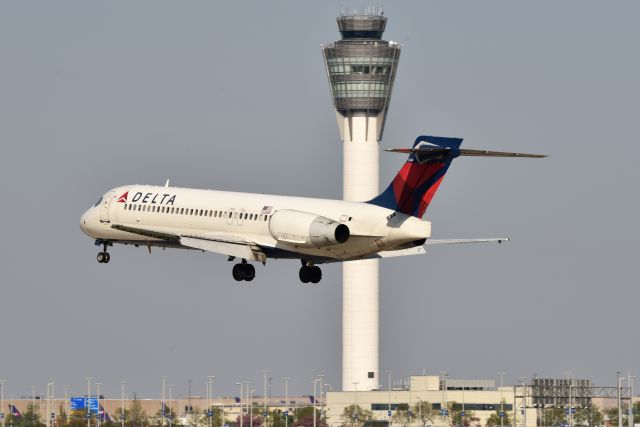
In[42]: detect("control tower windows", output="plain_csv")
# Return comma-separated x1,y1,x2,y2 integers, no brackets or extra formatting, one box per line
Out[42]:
332,82,388,98
327,57,394,75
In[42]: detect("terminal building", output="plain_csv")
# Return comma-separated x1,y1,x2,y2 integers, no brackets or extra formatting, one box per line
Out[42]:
325,375,521,427
8,375,631,427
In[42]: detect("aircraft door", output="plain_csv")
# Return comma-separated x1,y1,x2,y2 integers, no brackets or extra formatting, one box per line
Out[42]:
226,208,235,226
99,192,116,223
238,208,246,225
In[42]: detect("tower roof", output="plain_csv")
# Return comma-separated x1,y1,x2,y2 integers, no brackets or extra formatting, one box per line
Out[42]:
337,15,387,40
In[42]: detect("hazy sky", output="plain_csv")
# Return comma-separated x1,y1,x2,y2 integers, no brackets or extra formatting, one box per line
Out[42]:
1,1,639,400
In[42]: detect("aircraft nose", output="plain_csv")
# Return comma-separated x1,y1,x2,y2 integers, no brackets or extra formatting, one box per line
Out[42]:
80,209,90,235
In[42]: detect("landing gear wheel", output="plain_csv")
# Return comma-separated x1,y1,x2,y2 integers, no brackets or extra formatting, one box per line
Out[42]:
299,266,310,283
299,265,322,283
232,263,255,282
309,266,322,283
97,252,110,263
244,264,255,281
232,264,244,281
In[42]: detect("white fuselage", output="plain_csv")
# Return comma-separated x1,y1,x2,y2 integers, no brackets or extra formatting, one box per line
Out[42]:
80,185,431,262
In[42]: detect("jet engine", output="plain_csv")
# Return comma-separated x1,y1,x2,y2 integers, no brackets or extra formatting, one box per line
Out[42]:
268,209,350,248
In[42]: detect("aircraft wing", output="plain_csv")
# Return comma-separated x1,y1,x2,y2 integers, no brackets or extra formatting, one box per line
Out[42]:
111,224,268,262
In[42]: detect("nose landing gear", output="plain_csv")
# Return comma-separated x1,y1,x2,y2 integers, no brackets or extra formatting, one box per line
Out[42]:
96,241,111,264
97,251,110,263
299,261,322,284
232,260,255,282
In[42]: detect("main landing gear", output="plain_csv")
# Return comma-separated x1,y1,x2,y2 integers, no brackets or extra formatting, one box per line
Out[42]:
96,241,111,264
232,260,255,282
299,260,322,284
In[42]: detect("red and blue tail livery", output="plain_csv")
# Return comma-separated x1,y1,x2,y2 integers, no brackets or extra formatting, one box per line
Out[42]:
369,135,463,218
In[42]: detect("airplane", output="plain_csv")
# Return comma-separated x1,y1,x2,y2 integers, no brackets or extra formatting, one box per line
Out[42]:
80,135,545,283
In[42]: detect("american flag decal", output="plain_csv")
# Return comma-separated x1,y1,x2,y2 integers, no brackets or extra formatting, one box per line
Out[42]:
261,206,273,215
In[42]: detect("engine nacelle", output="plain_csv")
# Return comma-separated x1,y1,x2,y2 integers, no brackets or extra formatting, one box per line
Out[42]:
268,209,350,248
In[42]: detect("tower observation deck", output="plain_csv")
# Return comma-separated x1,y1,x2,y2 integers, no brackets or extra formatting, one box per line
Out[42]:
322,12,401,392
322,14,401,139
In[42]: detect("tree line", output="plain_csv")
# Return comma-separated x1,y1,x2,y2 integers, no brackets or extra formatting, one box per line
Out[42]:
4,401,327,427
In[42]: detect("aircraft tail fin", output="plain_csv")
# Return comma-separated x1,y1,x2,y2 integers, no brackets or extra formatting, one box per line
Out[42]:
368,135,462,218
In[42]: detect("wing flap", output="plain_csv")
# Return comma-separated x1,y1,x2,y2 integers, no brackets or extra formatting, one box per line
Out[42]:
111,224,267,262
180,236,264,261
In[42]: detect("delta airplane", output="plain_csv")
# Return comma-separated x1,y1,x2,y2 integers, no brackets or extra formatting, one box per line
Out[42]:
80,135,545,283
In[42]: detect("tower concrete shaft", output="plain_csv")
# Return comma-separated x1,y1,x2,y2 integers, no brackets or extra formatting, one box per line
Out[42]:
322,12,400,392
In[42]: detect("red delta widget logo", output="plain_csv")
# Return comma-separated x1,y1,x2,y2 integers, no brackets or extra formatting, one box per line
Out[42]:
116,192,128,203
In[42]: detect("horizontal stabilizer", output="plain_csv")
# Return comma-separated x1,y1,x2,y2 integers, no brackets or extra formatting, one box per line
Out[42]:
426,238,509,245
458,149,547,158
385,148,547,158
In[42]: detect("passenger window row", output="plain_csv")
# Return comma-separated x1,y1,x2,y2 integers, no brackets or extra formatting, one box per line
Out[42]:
123,204,270,222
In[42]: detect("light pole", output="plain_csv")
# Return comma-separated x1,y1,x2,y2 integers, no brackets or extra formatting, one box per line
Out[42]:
384,371,392,424
282,378,290,427
250,390,256,427
31,385,36,427
1,379,6,427
497,372,505,427
462,388,465,427
168,385,173,427
95,383,101,427
513,385,517,427
46,380,55,427
161,377,167,427
120,382,126,427
244,383,252,427
45,382,50,427
628,374,635,427
206,382,210,427
518,377,526,427
208,377,215,427
313,380,318,427
564,372,574,427
188,379,193,427
440,372,448,424
236,383,243,427
618,373,625,427
262,371,269,424
64,385,71,421
85,378,92,427
317,375,325,425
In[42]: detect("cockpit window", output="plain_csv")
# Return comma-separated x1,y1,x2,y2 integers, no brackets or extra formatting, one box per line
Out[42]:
93,197,103,207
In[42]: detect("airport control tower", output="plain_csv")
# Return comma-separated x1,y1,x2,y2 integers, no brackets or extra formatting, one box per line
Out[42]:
322,11,401,391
